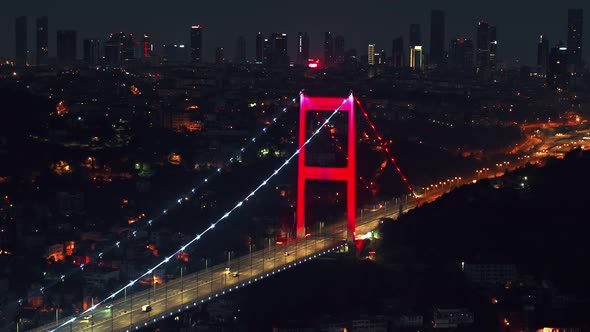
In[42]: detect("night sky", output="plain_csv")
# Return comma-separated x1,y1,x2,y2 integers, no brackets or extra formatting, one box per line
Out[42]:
1,0,589,65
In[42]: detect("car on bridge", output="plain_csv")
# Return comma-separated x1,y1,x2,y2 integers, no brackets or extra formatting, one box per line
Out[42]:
142,305,152,312
231,272,239,277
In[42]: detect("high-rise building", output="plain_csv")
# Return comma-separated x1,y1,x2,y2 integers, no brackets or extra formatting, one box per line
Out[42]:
235,35,246,63
430,10,445,67
162,43,188,63
449,38,474,72
270,32,288,65
190,25,203,64
15,16,27,66
368,44,376,65
378,49,386,65
36,17,48,66
409,24,422,69
140,34,152,58
103,32,134,65
83,39,101,65
324,32,334,65
392,36,404,68
409,24,421,47
334,35,345,64
489,26,497,69
567,9,583,70
410,46,423,70
256,32,264,64
547,43,569,89
297,32,310,65
263,37,271,64
215,47,225,64
476,20,496,75
537,34,549,72
57,30,77,65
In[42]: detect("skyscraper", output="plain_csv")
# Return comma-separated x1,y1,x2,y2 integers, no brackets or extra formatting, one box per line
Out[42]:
190,25,203,64
489,26,497,69
263,37,271,65
537,34,549,72
324,32,334,66
449,38,474,72
235,35,246,63
378,49,386,65
476,20,491,74
297,32,310,65
410,46,423,70
392,36,404,68
83,39,101,65
270,32,288,65
430,10,445,67
368,44,375,65
409,24,421,48
140,34,152,58
334,35,345,64
104,32,134,65
15,16,27,66
409,24,423,69
547,43,569,89
256,32,264,64
567,9,583,70
57,30,77,65
36,17,48,66
215,47,225,64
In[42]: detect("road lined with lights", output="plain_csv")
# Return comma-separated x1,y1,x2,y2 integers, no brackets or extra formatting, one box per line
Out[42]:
29,193,423,332
28,95,352,332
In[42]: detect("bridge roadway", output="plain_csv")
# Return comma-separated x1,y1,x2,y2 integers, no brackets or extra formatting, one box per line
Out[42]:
28,198,421,332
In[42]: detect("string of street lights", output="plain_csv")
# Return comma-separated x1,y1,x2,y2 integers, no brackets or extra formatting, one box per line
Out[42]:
8,91,303,313
47,95,351,332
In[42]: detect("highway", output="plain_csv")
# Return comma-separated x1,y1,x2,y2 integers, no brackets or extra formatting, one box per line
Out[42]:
28,198,420,332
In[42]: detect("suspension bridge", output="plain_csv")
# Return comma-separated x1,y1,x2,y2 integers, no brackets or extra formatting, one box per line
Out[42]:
24,92,440,332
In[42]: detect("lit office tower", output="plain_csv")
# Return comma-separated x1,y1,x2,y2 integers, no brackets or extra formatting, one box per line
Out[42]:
36,16,48,66
324,32,334,65
190,25,203,64
392,36,404,68
368,44,376,65
270,32,288,65
57,30,77,65
547,43,569,89
83,39,101,65
334,35,345,64
409,24,423,70
256,32,264,64
104,32,134,65
297,32,310,65
537,34,549,72
215,47,225,64
430,10,445,67
489,26,497,69
449,38,474,72
263,37,271,64
567,9,583,70
140,34,152,58
378,49,386,65
15,16,27,66
476,20,496,75
235,35,246,63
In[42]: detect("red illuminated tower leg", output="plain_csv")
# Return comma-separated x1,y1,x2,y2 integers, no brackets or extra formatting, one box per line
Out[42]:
296,93,355,242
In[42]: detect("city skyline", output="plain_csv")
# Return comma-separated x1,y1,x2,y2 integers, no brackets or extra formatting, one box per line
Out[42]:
0,1,589,65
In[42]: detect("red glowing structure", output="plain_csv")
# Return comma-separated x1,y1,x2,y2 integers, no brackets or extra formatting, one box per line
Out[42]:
297,93,356,241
